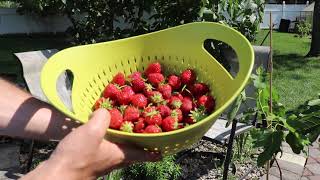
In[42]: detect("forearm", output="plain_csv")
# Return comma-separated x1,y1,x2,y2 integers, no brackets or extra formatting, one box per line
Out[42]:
0,78,80,141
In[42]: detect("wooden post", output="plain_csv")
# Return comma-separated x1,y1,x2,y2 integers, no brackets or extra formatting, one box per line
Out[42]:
266,11,273,180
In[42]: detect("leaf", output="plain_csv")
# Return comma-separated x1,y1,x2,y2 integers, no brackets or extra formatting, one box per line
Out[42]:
285,132,307,154
256,130,284,167
308,99,320,106
61,0,66,4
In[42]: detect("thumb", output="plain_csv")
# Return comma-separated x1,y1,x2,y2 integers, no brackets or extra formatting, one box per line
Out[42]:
78,108,110,140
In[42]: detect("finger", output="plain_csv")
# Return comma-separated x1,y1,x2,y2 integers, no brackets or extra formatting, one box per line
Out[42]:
78,108,110,140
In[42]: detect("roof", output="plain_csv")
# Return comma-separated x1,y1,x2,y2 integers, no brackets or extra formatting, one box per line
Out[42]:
303,2,314,12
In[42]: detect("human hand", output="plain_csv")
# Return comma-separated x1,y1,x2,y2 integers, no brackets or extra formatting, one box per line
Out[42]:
22,109,161,180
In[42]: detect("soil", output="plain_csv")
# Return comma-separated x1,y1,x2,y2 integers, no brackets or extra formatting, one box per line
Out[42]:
177,139,266,180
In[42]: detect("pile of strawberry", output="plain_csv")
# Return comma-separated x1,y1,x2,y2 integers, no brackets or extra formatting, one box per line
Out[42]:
93,62,215,133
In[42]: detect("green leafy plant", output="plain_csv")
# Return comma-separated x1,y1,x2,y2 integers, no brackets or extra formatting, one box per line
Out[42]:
233,67,320,168
200,0,265,42
123,155,181,180
296,20,312,37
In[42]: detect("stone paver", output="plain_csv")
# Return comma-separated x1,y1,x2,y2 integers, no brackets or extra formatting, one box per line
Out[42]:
303,168,313,176
272,159,304,174
305,163,320,175
306,157,318,164
268,167,301,180
308,176,320,180
260,174,279,180
309,148,320,158
301,177,309,180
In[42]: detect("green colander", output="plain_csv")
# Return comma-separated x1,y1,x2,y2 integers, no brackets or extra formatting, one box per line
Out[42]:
41,22,254,155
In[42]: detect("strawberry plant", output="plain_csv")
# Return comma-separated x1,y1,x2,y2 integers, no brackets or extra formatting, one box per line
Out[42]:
229,67,320,168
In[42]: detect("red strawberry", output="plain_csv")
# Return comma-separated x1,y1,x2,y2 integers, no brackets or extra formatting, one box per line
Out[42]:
117,91,131,105
142,106,157,117
109,108,123,129
149,91,164,104
184,117,195,124
112,72,126,86
168,75,181,90
94,97,114,110
134,118,146,133
178,123,184,129
132,78,145,93
147,73,164,87
181,97,194,114
117,86,135,105
169,96,182,109
143,83,154,98
143,107,162,126
158,84,172,99
144,125,162,133
197,95,215,113
124,106,140,122
190,83,209,97
173,92,184,100
171,109,183,122
128,72,142,81
180,69,196,85
122,86,135,96
157,105,171,118
145,62,162,76
103,84,120,100
131,94,148,108
120,121,134,133
186,108,208,124
162,116,178,132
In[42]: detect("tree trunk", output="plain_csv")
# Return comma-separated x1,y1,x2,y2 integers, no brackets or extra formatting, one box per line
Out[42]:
307,0,320,57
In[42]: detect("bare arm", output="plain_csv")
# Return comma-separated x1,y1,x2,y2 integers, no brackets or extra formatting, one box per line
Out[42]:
0,78,80,141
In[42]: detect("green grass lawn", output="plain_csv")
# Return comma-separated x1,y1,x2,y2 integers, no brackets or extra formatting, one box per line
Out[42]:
0,35,69,82
254,30,320,110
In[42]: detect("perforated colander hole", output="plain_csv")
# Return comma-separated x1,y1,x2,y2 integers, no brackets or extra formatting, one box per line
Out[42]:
154,56,157,60
185,140,190,143
164,151,169,154
134,58,137,63
143,148,149,151
175,144,180,147
108,66,112,73
169,56,171,60
165,146,170,150
114,63,118,70
94,91,99,97
147,56,150,61
153,148,159,151
173,148,178,151
161,56,164,60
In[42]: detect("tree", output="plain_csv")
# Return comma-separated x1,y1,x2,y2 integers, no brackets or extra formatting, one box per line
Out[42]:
307,0,320,57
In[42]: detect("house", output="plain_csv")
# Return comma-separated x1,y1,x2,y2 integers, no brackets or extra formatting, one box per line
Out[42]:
260,0,313,29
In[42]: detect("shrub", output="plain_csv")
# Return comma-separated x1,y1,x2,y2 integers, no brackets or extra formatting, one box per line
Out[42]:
296,20,312,37
122,155,181,180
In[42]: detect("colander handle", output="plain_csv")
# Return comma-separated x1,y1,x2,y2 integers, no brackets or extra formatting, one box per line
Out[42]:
40,57,80,121
198,23,254,92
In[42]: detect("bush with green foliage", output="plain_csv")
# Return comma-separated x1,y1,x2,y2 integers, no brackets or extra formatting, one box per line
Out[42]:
296,20,312,37
122,155,181,180
13,0,264,44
